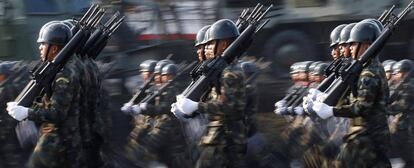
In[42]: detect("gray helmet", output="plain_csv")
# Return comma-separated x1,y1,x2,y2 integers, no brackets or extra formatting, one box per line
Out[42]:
240,61,259,74
0,61,15,76
330,24,347,47
392,59,414,73
311,63,329,76
37,21,72,45
360,18,384,32
206,19,239,42
347,22,381,44
290,61,313,74
154,60,173,74
339,23,357,45
382,59,397,72
61,19,77,29
161,64,178,76
308,61,322,73
139,59,157,72
195,25,211,47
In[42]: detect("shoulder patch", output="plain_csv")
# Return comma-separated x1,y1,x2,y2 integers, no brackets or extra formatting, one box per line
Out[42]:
56,77,70,84
360,71,375,77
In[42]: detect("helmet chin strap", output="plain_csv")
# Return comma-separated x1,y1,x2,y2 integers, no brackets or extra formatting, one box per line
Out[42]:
354,43,361,60
44,44,51,62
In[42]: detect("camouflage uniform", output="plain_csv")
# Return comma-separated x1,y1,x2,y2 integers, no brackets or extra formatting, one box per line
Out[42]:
332,59,391,168
125,84,190,168
195,65,247,168
0,73,29,167
387,78,414,166
27,57,83,168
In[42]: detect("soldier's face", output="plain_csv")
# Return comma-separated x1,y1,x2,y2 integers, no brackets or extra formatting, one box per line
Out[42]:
161,75,173,83
350,43,370,60
154,74,162,85
204,41,216,60
340,44,351,58
141,72,151,82
39,43,49,61
0,74,5,83
311,75,324,83
297,72,308,82
39,43,61,62
331,46,341,60
392,72,405,82
385,72,392,80
197,45,205,62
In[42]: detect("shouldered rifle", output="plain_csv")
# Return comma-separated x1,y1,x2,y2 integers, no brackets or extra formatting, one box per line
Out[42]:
127,74,155,104
181,4,272,104
139,61,197,104
322,1,413,106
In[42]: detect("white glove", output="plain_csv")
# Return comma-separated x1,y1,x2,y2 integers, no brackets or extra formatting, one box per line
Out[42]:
139,103,148,111
176,95,198,115
171,103,186,120
274,106,287,115
121,102,133,114
7,102,29,121
293,106,304,115
316,93,328,102
131,105,142,114
302,96,314,114
275,100,287,108
307,88,323,101
312,101,333,119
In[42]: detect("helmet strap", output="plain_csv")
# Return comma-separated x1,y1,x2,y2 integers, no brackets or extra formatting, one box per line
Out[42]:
45,44,51,62
354,43,361,60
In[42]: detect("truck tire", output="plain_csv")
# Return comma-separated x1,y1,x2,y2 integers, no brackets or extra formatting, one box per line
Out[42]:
263,30,317,77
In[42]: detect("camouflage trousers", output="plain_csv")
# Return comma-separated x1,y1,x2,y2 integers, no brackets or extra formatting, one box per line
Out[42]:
390,128,414,167
125,114,190,168
28,124,82,168
196,143,247,168
335,134,391,168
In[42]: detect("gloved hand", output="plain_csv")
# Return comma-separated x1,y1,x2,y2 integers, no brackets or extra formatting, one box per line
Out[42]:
302,96,314,114
7,102,29,121
307,88,323,101
274,100,287,108
139,103,148,111
312,101,333,119
274,106,287,115
171,103,186,120
176,95,198,115
293,106,304,115
131,105,141,115
121,102,133,114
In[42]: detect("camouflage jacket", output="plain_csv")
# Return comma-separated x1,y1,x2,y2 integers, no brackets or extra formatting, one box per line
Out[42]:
333,58,390,145
387,78,414,130
142,83,178,116
197,64,247,145
27,57,83,164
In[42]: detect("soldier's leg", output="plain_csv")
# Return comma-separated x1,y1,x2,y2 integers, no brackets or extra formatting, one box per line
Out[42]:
335,136,391,168
195,145,226,168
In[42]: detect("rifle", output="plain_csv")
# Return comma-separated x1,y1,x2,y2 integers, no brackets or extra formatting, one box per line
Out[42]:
181,4,272,106
127,74,155,104
379,5,396,23
139,61,197,104
322,1,413,106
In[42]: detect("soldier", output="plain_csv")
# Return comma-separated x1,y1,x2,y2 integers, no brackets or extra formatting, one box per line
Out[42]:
139,59,157,82
195,25,211,62
304,21,391,167
382,59,396,82
123,63,190,168
0,62,29,168
387,59,414,167
6,21,92,167
338,23,357,58
172,19,247,168
309,62,328,87
330,24,347,60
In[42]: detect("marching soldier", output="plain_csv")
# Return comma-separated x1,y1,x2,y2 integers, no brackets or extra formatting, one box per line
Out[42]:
6,21,89,167
329,24,347,60
387,59,414,167
0,62,29,168
172,19,247,168
123,63,190,168
382,59,397,82
304,21,391,168
338,23,357,58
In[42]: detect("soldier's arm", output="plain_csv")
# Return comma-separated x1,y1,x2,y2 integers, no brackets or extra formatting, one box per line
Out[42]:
198,70,245,115
387,84,413,115
27,72,76,124
333,72,380,118
142,86,177,115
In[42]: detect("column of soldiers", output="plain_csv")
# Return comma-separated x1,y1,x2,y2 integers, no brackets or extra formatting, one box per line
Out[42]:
1,4,414,168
